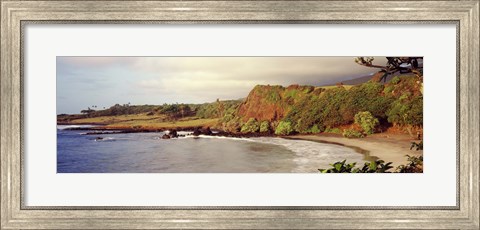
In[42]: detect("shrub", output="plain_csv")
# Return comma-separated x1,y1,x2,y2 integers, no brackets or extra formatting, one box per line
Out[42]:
383,85,394,94
319,160,357,173
342,129,364,138
223,117,242,133
319,146,423,173
240,118,260,133
319,160,393,173
390,76,401,84
259,121,270,133
410,141,423,150
308,125,322,134
354,111,379,135
387,95,423,126
275,121,293,135
356,160,393,173
325,127,342,134
396,155,423,173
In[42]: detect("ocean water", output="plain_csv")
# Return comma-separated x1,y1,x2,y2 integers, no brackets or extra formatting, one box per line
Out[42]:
57,125,367,173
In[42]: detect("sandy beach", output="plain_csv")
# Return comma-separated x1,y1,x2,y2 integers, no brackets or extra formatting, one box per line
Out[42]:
292,133,423,167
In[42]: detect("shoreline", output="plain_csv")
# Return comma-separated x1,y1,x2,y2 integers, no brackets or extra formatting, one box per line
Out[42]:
291,133,422,167
58,123,422,166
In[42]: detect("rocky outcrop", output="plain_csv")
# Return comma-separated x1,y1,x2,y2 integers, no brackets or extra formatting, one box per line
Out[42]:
237,84,322,122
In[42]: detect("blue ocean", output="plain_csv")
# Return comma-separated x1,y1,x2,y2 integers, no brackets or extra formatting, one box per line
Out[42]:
57,125,366,173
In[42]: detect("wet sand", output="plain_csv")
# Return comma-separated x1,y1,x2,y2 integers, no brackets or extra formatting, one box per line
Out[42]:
292,133,423,167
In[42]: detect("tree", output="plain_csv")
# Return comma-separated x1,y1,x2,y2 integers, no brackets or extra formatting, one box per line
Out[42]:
355,57,423,82
80,107,95,117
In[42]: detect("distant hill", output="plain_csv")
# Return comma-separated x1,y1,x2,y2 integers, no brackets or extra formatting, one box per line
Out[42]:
340,72,405,85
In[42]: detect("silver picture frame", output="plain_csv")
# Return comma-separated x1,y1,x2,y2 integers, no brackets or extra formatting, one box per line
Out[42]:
1,1,479,229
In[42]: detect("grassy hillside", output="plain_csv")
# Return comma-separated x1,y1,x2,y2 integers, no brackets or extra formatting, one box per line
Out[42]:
227,74,423,135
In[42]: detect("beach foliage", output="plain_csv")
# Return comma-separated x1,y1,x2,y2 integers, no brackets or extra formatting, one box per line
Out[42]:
275,121,294,135
308,125,322,134
342,129,364,138
223,117,242,133
319,157,419,173
324,127,342,134
319,159,393,173
396,155,423,173
356,160,394,173
410,141,423,150
259,121,271,133
241,118,260,133
318,160,357,173
354,111,379,135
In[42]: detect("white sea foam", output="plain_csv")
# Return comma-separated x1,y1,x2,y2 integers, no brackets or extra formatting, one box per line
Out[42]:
248,137,366,172
57,125,96,130
171,135,366,172
94,137,115,142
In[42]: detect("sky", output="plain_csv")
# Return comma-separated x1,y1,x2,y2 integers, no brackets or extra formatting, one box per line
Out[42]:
57,56,385,114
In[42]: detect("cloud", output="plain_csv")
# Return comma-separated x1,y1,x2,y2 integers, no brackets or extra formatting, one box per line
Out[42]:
131,57,375,84
129,57,381,100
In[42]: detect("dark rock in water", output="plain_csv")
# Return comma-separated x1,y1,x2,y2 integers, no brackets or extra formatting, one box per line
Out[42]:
202,127,213,135
161,134,171,139
169,129,178,138
193,128,201,136
95,137,103,140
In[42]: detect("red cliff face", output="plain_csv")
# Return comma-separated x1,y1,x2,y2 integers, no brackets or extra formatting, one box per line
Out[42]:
237,84,318,122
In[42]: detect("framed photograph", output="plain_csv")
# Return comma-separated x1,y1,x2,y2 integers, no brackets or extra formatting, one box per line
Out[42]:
1,0,478,229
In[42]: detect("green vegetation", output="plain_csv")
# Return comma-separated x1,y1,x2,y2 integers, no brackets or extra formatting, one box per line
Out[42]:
195,99,243,119
390,76,401,85
259,121,270,133
66,113,165,124
410,141,423,151
319,156,422,173
354,111,379,135
319,159,393,173
342,129,364,138
274,121,294,135
232,73,422,136
324,127,342,134
308,125,322,134
396,155,423,173
240,118,260,133
79,103,160,118
103,117,219,129
387,93,423,126
320,140,423,173
222,117,242,133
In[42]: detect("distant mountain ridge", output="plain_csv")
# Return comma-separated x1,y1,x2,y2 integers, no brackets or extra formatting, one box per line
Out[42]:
339,72,403,85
